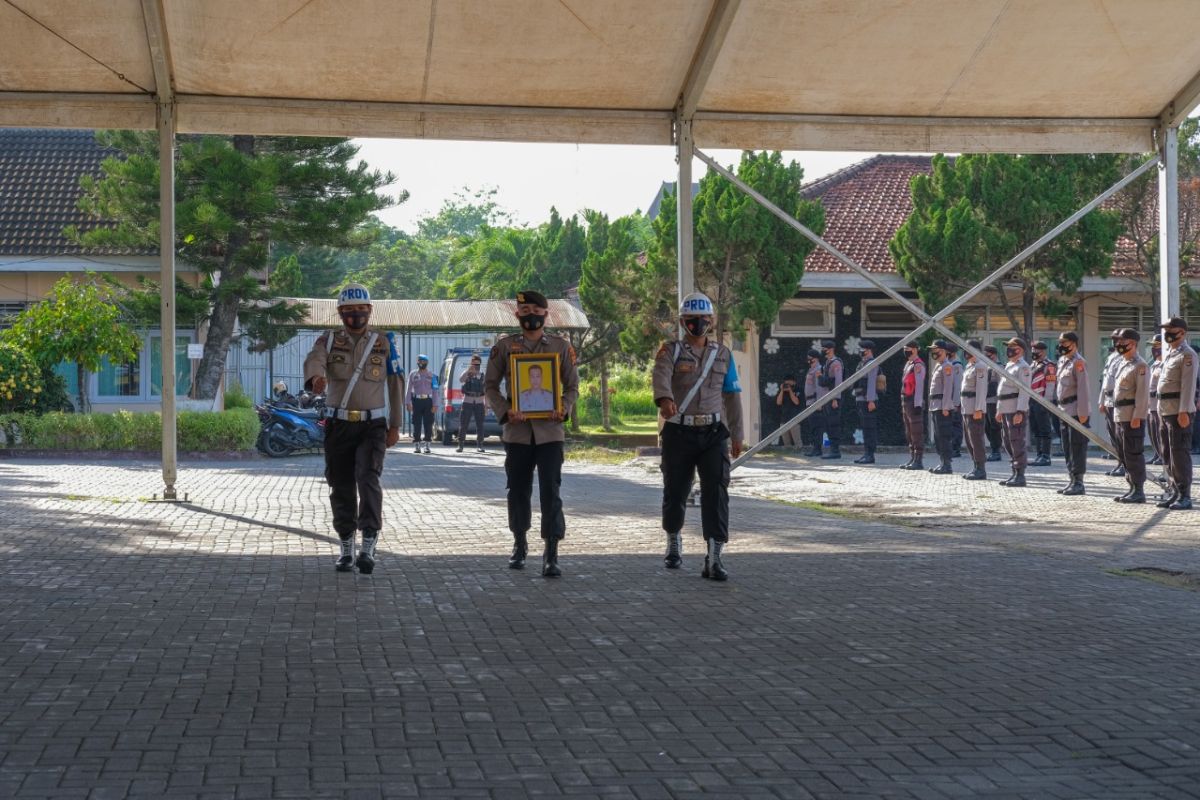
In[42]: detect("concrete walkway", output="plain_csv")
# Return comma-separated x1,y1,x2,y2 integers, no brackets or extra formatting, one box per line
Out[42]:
1,447,1199,799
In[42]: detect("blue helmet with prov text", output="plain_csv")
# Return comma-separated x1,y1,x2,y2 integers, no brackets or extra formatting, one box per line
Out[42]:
679,291,714,317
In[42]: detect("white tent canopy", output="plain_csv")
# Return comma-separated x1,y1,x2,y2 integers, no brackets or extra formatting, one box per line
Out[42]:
3,0,1200,153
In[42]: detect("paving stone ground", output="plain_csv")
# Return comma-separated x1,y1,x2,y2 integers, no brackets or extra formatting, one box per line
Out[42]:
1,445,1200,799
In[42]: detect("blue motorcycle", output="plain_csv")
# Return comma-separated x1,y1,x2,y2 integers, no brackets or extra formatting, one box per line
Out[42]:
255,400,326,457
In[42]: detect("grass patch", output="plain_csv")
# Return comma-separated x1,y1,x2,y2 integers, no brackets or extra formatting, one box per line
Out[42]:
564,442,636,465
1106,567,1200,592
575,416,658,436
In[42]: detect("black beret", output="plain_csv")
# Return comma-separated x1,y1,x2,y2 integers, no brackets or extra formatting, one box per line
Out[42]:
807,348,822,359
859,339,876,351
932,339,951,351
1161,316,1189,331
516,290,548,309
966,338,982,350
820,338,836,349
1114,327,1140,341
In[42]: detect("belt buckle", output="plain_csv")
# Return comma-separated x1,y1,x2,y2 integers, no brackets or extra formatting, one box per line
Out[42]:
346,410,362,422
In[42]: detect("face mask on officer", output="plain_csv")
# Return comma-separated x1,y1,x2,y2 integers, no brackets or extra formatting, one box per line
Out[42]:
932,349,944,361
1115,341,1133,355
1056,342,1071,356
519,312,546,331
417,359,428,369
1165,328,1185,344
339,310,369,331
904,348,915,359
1006,347,1019,359
684,316,711,337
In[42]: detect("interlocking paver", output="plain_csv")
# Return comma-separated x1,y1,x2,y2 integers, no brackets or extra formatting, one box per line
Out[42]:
1,448,1200,798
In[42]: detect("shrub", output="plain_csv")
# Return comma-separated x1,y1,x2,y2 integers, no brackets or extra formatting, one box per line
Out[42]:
0,409,258,451
224,381,253,410
0,343,43,413
178,409,258,451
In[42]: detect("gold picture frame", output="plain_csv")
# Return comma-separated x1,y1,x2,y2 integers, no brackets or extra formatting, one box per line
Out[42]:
509,352,562,419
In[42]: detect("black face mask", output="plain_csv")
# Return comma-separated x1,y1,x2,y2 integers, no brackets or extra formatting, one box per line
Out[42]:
417,361,428,370
1115,342,1132,355
684,317,711,337
1006,347,1018,359
1165,329,1185,343
1056,344,1070,356
519,313,546,331
904,350,915,359
340,311,369,330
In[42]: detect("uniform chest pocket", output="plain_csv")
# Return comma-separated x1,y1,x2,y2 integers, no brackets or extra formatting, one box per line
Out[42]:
364,354,385,382
328,353,352,381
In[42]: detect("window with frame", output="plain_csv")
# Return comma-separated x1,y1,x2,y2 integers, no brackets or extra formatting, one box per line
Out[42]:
95,352,141,398
772,298,834,337
861,299,924,336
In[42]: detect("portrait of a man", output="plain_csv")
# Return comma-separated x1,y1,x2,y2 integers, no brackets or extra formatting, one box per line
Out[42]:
519,364,555,412
510,353,562,418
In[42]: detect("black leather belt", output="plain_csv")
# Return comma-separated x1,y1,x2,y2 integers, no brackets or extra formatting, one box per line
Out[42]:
962,391,976,397
998,393,1018,400
1057,395,1077,404
1150,392,1158,398
1115,398,1135,407
1160,391,1181,399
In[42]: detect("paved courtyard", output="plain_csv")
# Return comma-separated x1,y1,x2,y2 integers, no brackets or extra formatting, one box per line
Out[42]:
1,446,1200,799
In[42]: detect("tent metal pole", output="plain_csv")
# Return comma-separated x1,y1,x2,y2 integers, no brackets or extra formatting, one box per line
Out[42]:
157,101,178,499
675,117,695,309
700,150,1160,467
1159,126,1181,319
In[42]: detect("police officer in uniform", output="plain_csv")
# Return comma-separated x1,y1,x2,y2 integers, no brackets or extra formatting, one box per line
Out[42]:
654,292,744,580
1055,331,1090,496
802,349,824,457
484,290,580,576
927,339,956,474
817,339,844,459
900,342,926,470
303,284,405,574
960,339,989,480
457,353,487,453
1028,341,1058,466
1099,331,1126,477
853,339,880,464
1111,328,1150,503
996,337,1033,487
947,342,964,459
1156,316,1197,510
982,344,1004,462
1148,335,1165,469
406,354,439,453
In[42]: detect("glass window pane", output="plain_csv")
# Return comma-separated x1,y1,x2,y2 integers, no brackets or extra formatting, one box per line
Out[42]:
773,299,834,336
97,352,140,397
53,361,78,400
151,336,192,397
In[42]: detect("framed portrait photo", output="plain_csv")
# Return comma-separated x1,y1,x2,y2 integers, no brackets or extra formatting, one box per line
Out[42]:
510,352,562,419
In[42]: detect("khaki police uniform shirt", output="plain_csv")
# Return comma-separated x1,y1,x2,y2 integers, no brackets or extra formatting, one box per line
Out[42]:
960,359,989,416
1055,353,1089,418
303,327,404,428
996,359,1032,414
804,363,821,403
1149,357,1163,401
652,339,745,444
1100,351,1122,409
928,358,955,411
902,358,926,408
484,332,580,445
1157,341,1198,416
1112,354,1150,423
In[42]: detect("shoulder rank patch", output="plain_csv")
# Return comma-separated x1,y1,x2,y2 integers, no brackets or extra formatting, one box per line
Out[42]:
656,342,669,359
1076,361,1085,371
943,365,953,375
1138,365,1147,375
567,344,577,366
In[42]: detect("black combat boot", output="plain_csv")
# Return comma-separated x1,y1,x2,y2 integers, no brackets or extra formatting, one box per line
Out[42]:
508,532,528,569
903,456,924,471
998,469,1015,486
987,450,1002,462
1170,486,1193,511
803,446,822,457
702,539,729,582
929,460,953,475
1061,476,1086,496
1106,464,1126,477
456,440,464,453
1004,469,1026,488
821,446,842,460
335,535,355,572
963,466,986,480
664,532,683,569
1117,484,1146,504
355,530,378,574
1155,486,1178,508
542,538,562,578
900,452,915,469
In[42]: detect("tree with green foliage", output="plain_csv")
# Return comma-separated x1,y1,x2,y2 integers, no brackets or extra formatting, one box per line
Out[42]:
347,234,441,300
1,276,140,412
890,153,1124,343
72,132,397,399
436,225,536,299
418,186,514,242
650,152,823,342
515,207,588,298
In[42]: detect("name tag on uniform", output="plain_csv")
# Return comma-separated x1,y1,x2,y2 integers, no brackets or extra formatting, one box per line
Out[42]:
677,360,696,373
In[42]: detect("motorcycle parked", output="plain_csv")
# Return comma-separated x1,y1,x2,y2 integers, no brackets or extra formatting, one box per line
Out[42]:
255,399,326,457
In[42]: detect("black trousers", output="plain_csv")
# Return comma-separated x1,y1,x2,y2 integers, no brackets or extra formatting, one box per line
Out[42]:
856,400,878,453
1161,414,1194,491
1001,412,1028,470
505,440,565,540
1148,410,1163,461
411,397,434,442
1115,420,1147,487
1029,402,1052,454
458,401,486,445
964,414,986,468
932,409,955,463
984,403,1002,452
823,402,841,447
951,409,963,452
902,398,924,458
323,418,387,539
1061,414,1089,477
661,422,731,543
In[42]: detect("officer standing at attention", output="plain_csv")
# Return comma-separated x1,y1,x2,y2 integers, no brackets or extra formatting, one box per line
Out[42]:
654,292,744,581
852,339,880,464
1054,331,1090,496
1099,331,1126,477
1147,335,1165,468
947,342,965,458
484,290,580,577
982,344,1004,462
960,339,990,480
1111,328,1150,504
304,284,405,574
996,337,1033,487
1028,341,1058,466
457,353,487,453
406,354,439,454
802,349,824,457
1155,316,1197,510
818,339,844,459
927,340,956,474
900,342,926,470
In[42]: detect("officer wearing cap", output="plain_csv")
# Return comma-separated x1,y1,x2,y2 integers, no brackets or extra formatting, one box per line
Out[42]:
900,341,926,470
1111,328,1150,503
1028,341,1058,466
1099,329,1127,477
927,339,956,474
816,339,844,459
304,283,405,574
457,353,487,453
960,339,989,480
802,349,824,457
653,291,744,581
406,353,440,454
484,290,580,576
996,337,1032,487
852,339,880,464
982,344,1003,462
1147,335,1165,470
1054,331,1090,495
1155,316,1197,510
947,342,964,459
